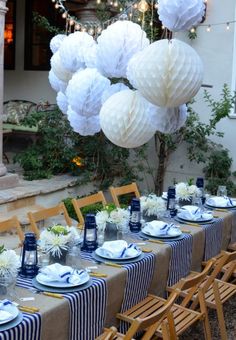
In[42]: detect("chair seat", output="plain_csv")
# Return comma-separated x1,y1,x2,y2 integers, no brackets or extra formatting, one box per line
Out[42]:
227,242,236,252
117,294,202,337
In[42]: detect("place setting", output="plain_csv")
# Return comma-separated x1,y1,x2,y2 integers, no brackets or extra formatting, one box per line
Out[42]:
92,240,145,265
175,205,215,225
205,196,236,210
0,299,23,332
140,220,185,242
32,263,92,294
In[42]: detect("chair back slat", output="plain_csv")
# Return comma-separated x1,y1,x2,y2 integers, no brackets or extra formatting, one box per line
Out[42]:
72,191,107,228
109,183,140,208
0,216,24,244
27,203,72,238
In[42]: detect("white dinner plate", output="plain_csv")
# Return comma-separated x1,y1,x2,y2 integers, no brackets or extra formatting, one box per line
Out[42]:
142,228,182,239
95,247,142,260
177,213,213,223
0,302,19,325
205,200,236,209
36,271,90,288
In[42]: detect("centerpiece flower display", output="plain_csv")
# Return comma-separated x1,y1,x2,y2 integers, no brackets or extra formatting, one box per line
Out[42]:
96,204,130,239
175,182,200,203
39,225,81,262
140,194,166,220
0,245,20,295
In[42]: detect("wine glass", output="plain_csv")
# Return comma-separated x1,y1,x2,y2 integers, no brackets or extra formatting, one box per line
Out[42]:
217,186,227,197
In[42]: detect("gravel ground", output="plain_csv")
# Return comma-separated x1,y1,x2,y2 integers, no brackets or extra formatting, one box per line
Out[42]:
180,295,236,339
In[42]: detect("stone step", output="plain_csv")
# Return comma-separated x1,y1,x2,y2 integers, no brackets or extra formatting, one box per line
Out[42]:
0,204,45,226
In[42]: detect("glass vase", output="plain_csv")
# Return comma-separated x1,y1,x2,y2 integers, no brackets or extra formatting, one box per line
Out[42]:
49,248,68,265
0,271,17,298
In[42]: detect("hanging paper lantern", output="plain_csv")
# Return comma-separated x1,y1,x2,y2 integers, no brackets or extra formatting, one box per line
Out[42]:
127,39,203,108
100,90,157,148
155,104,188,134
66,68,110,117
101,83,129,104
67,106,101,136
56,92,68,114
157,0,205,32
59,32,95,73
48,70,68,93
50,51,72,83
50,34,67,54
97,20,149,78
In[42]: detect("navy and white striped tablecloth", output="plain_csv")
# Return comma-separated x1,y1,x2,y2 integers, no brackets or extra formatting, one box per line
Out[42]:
203,218,224,261
230,210,236,243
167,233,193,286
0,277,42,340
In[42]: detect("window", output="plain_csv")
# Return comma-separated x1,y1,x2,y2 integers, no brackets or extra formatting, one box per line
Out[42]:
24,0,65,70
4,0,16,70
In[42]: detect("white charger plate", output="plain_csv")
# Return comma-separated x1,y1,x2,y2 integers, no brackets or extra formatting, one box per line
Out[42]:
36,271,90,288
177,213,213,223
95,247,142,260
142,227,182,239
205,200,236,209
0,303,19,325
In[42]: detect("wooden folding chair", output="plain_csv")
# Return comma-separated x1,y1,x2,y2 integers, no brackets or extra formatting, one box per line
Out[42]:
27,202,72,238
98,288,179,340
117,260,214,340
0,216,24,245
72,191,107,228
109,183,140,208
169,250,236,340
95,326,117,340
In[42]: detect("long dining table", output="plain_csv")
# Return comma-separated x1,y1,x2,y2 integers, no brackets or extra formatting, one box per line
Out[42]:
1,209,236,340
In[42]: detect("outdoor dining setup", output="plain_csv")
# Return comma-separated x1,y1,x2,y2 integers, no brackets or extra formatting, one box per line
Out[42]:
0,179,236,340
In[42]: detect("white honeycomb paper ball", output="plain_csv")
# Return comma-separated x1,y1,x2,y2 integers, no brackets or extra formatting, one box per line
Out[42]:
50,34,67,54
50,51,72,83
100,90,157,148
66,68,110,117
67,106,100,136
84,44,98,69
59,31,95,73
155,104,188,134
101,83,129,104
158,0,205,32
97,20,149,78
48,70,68,93
127,39,203,108
56,91,68,114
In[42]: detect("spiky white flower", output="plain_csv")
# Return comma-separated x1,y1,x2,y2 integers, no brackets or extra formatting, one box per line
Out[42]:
0,249,20,277
140,194,166,217
95,208,130,231
96,210,109,232
176,182,201,200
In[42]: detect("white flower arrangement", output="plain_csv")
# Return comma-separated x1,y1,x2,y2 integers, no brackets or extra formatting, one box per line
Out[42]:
0,245,20,277
96,207,130,231
39,225,81,257
175,182,200,201
140,194,166,217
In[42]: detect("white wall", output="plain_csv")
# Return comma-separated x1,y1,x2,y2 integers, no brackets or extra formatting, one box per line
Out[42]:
4,0,57,103
164,0,236,188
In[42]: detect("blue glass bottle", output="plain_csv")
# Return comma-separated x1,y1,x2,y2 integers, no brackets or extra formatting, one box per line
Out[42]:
129,198,141,233
81,214,98,252
167,186,177,217
196,177,206,205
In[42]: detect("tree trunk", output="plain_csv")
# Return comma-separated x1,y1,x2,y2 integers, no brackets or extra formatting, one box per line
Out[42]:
154,133,167,195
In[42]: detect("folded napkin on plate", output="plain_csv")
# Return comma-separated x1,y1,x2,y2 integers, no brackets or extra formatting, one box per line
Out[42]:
39,263,86,285
142,220,181,237
178,205,213,221
98,240,140,259
0,300,14,321
206,196,235,208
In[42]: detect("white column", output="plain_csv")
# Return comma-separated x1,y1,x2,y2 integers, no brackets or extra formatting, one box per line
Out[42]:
0,0,7,176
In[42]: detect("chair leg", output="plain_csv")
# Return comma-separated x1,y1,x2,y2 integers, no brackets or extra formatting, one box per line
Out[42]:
198,290,212,340
213,282,228,340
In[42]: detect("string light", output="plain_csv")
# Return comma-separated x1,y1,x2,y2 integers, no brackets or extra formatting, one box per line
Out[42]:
190,27,196,33
206,25,211,32
137,0,149,13
226,22,230,30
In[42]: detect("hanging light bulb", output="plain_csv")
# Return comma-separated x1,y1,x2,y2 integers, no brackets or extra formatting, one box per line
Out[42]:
97,26,102,34
137,0,149,13
114,1,118,7
55,3,59,9
206,24,211,32
190,27,196,33
75,23,81,30
96,0,101,4
69,19,74,26
226,22,230,30
62,12,67,19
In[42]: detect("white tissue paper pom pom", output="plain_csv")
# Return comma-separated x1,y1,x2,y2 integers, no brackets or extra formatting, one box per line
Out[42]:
100,89,157,148
50,51,73,83
155,104,188,134
48,70,68,93
97,20,149,78
84,44,98,68
101,83,129,104
50,34,67,54
127,39,203,108
56,91,68,114
158,0,205,32
67,106,101,136
66,68,110,117
59,31,95,72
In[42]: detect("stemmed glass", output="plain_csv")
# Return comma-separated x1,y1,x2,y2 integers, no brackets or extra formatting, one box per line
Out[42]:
217,186,227,197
